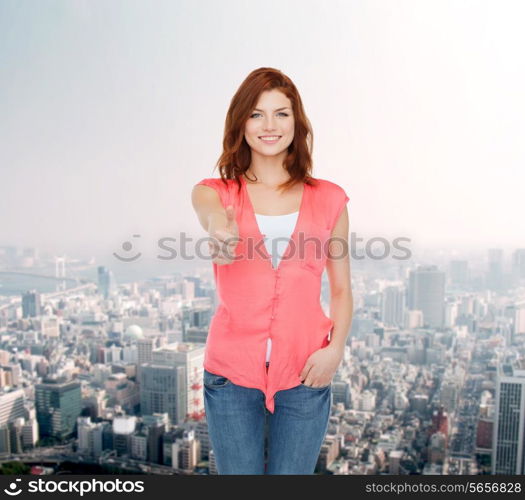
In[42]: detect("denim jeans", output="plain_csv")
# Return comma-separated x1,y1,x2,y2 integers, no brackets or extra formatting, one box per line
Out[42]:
203,367,332,474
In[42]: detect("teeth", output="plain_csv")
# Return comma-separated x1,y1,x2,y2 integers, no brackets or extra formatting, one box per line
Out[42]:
260,136,280,140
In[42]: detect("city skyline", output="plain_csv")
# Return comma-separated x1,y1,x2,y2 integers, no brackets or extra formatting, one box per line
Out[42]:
1,245,524,474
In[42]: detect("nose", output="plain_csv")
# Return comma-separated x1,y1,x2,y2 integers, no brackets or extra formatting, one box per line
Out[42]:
262,116,277,132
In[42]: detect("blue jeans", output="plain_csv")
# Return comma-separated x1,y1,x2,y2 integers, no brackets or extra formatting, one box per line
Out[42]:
203,368,332,474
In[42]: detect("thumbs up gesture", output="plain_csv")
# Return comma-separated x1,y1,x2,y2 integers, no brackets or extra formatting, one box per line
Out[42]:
207,205,239,265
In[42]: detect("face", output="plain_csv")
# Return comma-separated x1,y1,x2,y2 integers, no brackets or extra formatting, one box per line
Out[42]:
244,89,295,158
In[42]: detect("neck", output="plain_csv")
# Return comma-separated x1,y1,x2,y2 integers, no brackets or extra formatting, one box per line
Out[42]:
244,166,291,187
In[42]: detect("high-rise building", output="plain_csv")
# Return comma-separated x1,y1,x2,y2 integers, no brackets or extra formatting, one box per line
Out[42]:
511,249,525,285
429,405,449,446
153,343,205,420
512,302,525,335
381,286,405,327
22,290,41,318
35,379,82,439
144,417,166,464
182,280,195,301
476,418,493,450
130,431,148,460
112,415,136,457
492,360,525,474
184,327,208,344
194,419,211,460
184,276,205,297
486,249,504,292
97,266,117,299
137,338,154,366
407,266,445,329
140,364,186,426
181,304,212,341
140,343,205,425
172,429,200,472
0,389,26,429
77,416,105,457
449,260,469,288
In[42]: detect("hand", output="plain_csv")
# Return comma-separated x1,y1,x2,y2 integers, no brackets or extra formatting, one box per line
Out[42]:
299,344,343,387
208,205,239,265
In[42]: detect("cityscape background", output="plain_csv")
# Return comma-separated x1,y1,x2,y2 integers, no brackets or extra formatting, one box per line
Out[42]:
1,0,524,476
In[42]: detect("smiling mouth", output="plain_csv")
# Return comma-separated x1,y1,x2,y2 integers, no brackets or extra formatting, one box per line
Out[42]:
259,136,281,143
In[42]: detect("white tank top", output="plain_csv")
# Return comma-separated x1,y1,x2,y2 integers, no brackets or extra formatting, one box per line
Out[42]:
254,211,299,363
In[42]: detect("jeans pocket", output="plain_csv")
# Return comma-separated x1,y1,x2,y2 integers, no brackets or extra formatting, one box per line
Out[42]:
203,369,231,388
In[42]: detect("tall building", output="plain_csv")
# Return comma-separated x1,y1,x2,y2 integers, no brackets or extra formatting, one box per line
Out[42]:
172,429,200,472
0,418,25,454
449,260,469,288
130,432,148,460
486,249,504,292
137,338,154,366
141,414,169,464
476,418,493,450
136,337,154,379
22,290,41,318
35,379,82,439
429,405,449,446
181,304,212,341
97,266,117,299
0,389,26,428
184,327,208,344
112,415,136,457
152,343,205,420
381,286,405,327
77,416,105,457
161,429,179,466
194,419,211,460
139,343,205,425
184,276,205,297
512,302,525,335
492,360,525,474
407,266,445,329
182,280,195,301
511,249,525,285
139,364,186,426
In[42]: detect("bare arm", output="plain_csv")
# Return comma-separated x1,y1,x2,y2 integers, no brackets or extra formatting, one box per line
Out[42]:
191,185,228,232
325,205,354,352
299,206,354,387
191,185,238,265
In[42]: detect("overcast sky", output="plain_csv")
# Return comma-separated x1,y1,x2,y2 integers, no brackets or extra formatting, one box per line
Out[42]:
1,0,523,266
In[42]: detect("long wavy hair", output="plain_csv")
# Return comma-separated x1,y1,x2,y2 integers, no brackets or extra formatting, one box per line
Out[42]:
214,67,319,194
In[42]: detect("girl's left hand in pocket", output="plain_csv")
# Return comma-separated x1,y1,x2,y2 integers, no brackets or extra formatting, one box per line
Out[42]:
299,344,343,387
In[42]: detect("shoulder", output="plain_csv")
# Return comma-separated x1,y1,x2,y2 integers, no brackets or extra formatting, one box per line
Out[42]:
194,177,239,206
194,177,232,189
309,177,350,228
194,177,237,194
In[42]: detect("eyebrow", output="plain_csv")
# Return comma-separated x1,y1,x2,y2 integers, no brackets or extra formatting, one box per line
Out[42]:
253,107,291,112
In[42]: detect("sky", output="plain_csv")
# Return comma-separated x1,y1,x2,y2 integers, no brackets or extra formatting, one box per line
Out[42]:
1,0,524,268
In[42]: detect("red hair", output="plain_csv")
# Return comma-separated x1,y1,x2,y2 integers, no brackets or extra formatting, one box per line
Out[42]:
213,67,319,194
